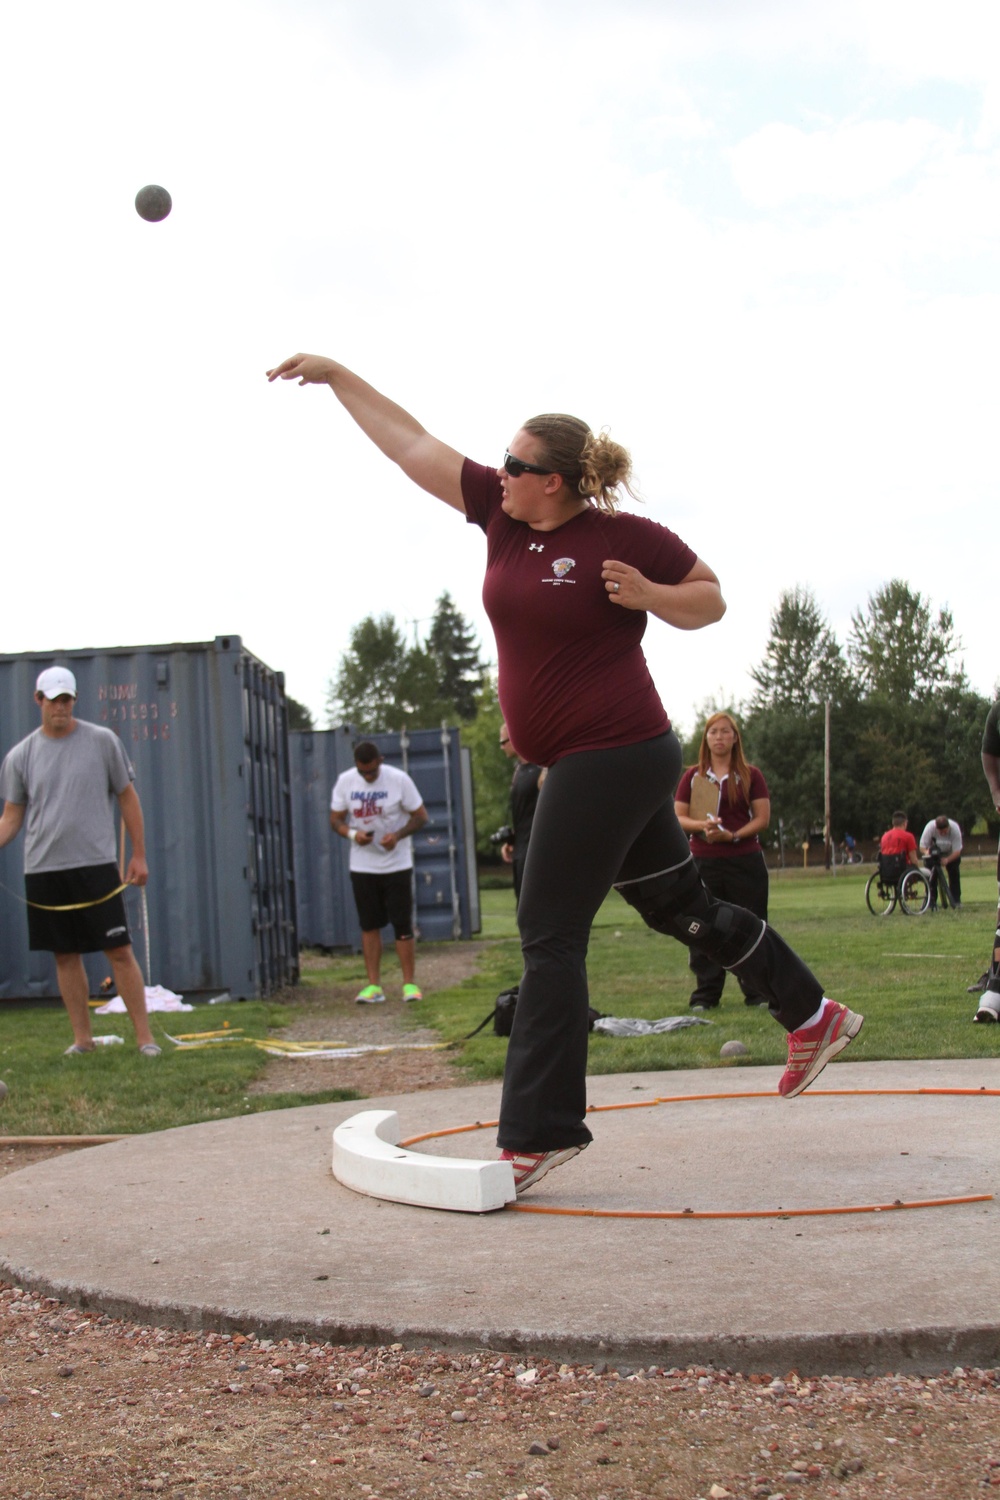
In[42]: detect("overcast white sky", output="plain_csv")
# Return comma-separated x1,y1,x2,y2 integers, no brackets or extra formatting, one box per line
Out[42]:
2,0,997,736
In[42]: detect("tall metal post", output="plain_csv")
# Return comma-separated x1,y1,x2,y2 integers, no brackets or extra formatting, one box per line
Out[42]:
825,700,833,874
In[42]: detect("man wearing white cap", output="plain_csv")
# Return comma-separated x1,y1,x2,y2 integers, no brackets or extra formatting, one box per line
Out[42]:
0,667,160,1056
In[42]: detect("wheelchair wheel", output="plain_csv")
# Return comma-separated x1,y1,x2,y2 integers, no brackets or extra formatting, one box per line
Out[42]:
866,870,897,916
899,867,932,915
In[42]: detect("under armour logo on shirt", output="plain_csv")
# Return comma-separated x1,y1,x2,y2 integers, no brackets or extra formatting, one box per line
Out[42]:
528,542,544,552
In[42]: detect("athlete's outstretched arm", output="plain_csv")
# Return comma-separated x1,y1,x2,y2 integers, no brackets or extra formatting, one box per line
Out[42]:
267,353,466,512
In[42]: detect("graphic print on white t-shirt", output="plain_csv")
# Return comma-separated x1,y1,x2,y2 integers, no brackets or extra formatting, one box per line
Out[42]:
330,763,424,874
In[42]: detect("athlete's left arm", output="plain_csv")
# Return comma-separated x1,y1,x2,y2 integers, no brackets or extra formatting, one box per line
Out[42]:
117,784,149,887
601,556,726,629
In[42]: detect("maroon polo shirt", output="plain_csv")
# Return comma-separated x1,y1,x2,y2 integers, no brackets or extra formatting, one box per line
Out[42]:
463,458,696,767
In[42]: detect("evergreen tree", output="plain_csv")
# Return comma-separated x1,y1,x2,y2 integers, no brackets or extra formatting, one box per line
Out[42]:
427,592,485,721
749,586,847,713
744,588,850,843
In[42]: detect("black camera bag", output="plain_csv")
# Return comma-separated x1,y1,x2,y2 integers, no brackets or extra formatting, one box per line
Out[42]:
464,985,603,1040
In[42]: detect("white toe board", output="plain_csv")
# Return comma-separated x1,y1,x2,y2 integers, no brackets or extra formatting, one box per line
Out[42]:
332,1109,515,1214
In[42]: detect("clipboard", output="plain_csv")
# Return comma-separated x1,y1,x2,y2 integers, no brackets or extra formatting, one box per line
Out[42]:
686,774,720,822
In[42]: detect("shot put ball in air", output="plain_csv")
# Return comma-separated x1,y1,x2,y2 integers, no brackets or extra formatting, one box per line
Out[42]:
135,184,172,222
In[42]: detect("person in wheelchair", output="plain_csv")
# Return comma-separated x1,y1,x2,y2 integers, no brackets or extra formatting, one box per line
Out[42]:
878,811,921,890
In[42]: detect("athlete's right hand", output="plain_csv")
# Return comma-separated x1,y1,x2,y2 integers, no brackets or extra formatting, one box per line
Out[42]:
266,353,337,385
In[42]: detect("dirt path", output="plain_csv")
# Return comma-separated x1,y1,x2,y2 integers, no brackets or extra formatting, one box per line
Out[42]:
244,942,488,1101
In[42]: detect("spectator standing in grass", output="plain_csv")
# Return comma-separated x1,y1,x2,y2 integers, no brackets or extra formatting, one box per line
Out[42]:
330,741,428,1004
674,711,770,1010
0,666,159,1058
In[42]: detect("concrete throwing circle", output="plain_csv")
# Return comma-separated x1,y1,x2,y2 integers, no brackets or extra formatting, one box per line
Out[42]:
401,1088,997,1219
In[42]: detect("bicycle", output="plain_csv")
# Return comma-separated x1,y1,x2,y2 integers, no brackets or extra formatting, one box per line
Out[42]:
922,839,957,913
837,840,863,866
865,854,931,916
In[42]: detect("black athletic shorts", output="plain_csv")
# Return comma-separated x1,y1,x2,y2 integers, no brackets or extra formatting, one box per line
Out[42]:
350,869,414,939
25,862,132,954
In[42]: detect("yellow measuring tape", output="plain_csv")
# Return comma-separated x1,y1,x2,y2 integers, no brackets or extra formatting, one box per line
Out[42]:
0,879,132,912
28,883,130,912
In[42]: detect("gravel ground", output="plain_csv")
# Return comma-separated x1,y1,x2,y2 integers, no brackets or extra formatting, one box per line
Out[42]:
3,1290,1000,1499
3,945,1000,1496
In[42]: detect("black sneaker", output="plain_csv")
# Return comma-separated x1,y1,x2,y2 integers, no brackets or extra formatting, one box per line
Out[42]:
968,972,989,994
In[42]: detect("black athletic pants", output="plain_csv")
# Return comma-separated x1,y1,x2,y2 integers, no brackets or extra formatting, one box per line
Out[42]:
688,852,770,1006
498,733,824,1151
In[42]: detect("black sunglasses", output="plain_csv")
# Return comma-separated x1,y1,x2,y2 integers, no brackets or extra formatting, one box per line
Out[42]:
503,450,552,478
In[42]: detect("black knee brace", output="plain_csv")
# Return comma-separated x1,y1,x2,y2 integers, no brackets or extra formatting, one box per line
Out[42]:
615,860,763,969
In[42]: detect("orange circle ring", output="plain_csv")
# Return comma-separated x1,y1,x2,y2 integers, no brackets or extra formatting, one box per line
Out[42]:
400,1088,997,1219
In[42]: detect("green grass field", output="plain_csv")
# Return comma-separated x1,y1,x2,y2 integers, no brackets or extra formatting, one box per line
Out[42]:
0,997,358,1138
431,861,1000,1082
1,861,996,1137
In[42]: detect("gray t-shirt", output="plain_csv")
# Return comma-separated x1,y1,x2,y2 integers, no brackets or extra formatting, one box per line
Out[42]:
0,721,135,873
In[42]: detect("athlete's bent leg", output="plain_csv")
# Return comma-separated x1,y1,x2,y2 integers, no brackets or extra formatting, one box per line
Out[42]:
687,857,728,1007
615,844,823,1033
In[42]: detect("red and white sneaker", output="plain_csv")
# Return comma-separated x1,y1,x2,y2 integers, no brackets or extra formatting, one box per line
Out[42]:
499,1145,586,1196
778,999,863,1098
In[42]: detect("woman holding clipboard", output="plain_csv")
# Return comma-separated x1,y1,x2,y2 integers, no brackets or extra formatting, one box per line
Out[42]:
675,712,771,1009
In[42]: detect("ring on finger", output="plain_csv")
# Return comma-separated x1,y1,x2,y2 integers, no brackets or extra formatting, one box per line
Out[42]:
612,582,620,593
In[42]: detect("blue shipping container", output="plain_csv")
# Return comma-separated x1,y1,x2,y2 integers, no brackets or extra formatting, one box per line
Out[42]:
289,725,480,951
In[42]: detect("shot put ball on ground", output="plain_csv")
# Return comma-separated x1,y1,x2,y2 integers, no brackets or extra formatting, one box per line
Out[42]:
135,184,172,222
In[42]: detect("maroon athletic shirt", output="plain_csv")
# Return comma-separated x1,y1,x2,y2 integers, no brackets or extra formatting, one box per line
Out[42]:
463,458,697,767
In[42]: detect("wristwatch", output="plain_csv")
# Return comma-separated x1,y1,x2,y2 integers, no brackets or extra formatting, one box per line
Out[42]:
731,834,741,844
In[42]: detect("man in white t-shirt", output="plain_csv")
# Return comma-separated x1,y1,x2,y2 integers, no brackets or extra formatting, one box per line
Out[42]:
330,741,428,1003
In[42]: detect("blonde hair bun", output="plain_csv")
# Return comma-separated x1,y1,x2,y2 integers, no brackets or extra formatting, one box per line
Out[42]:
522,413,638,516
